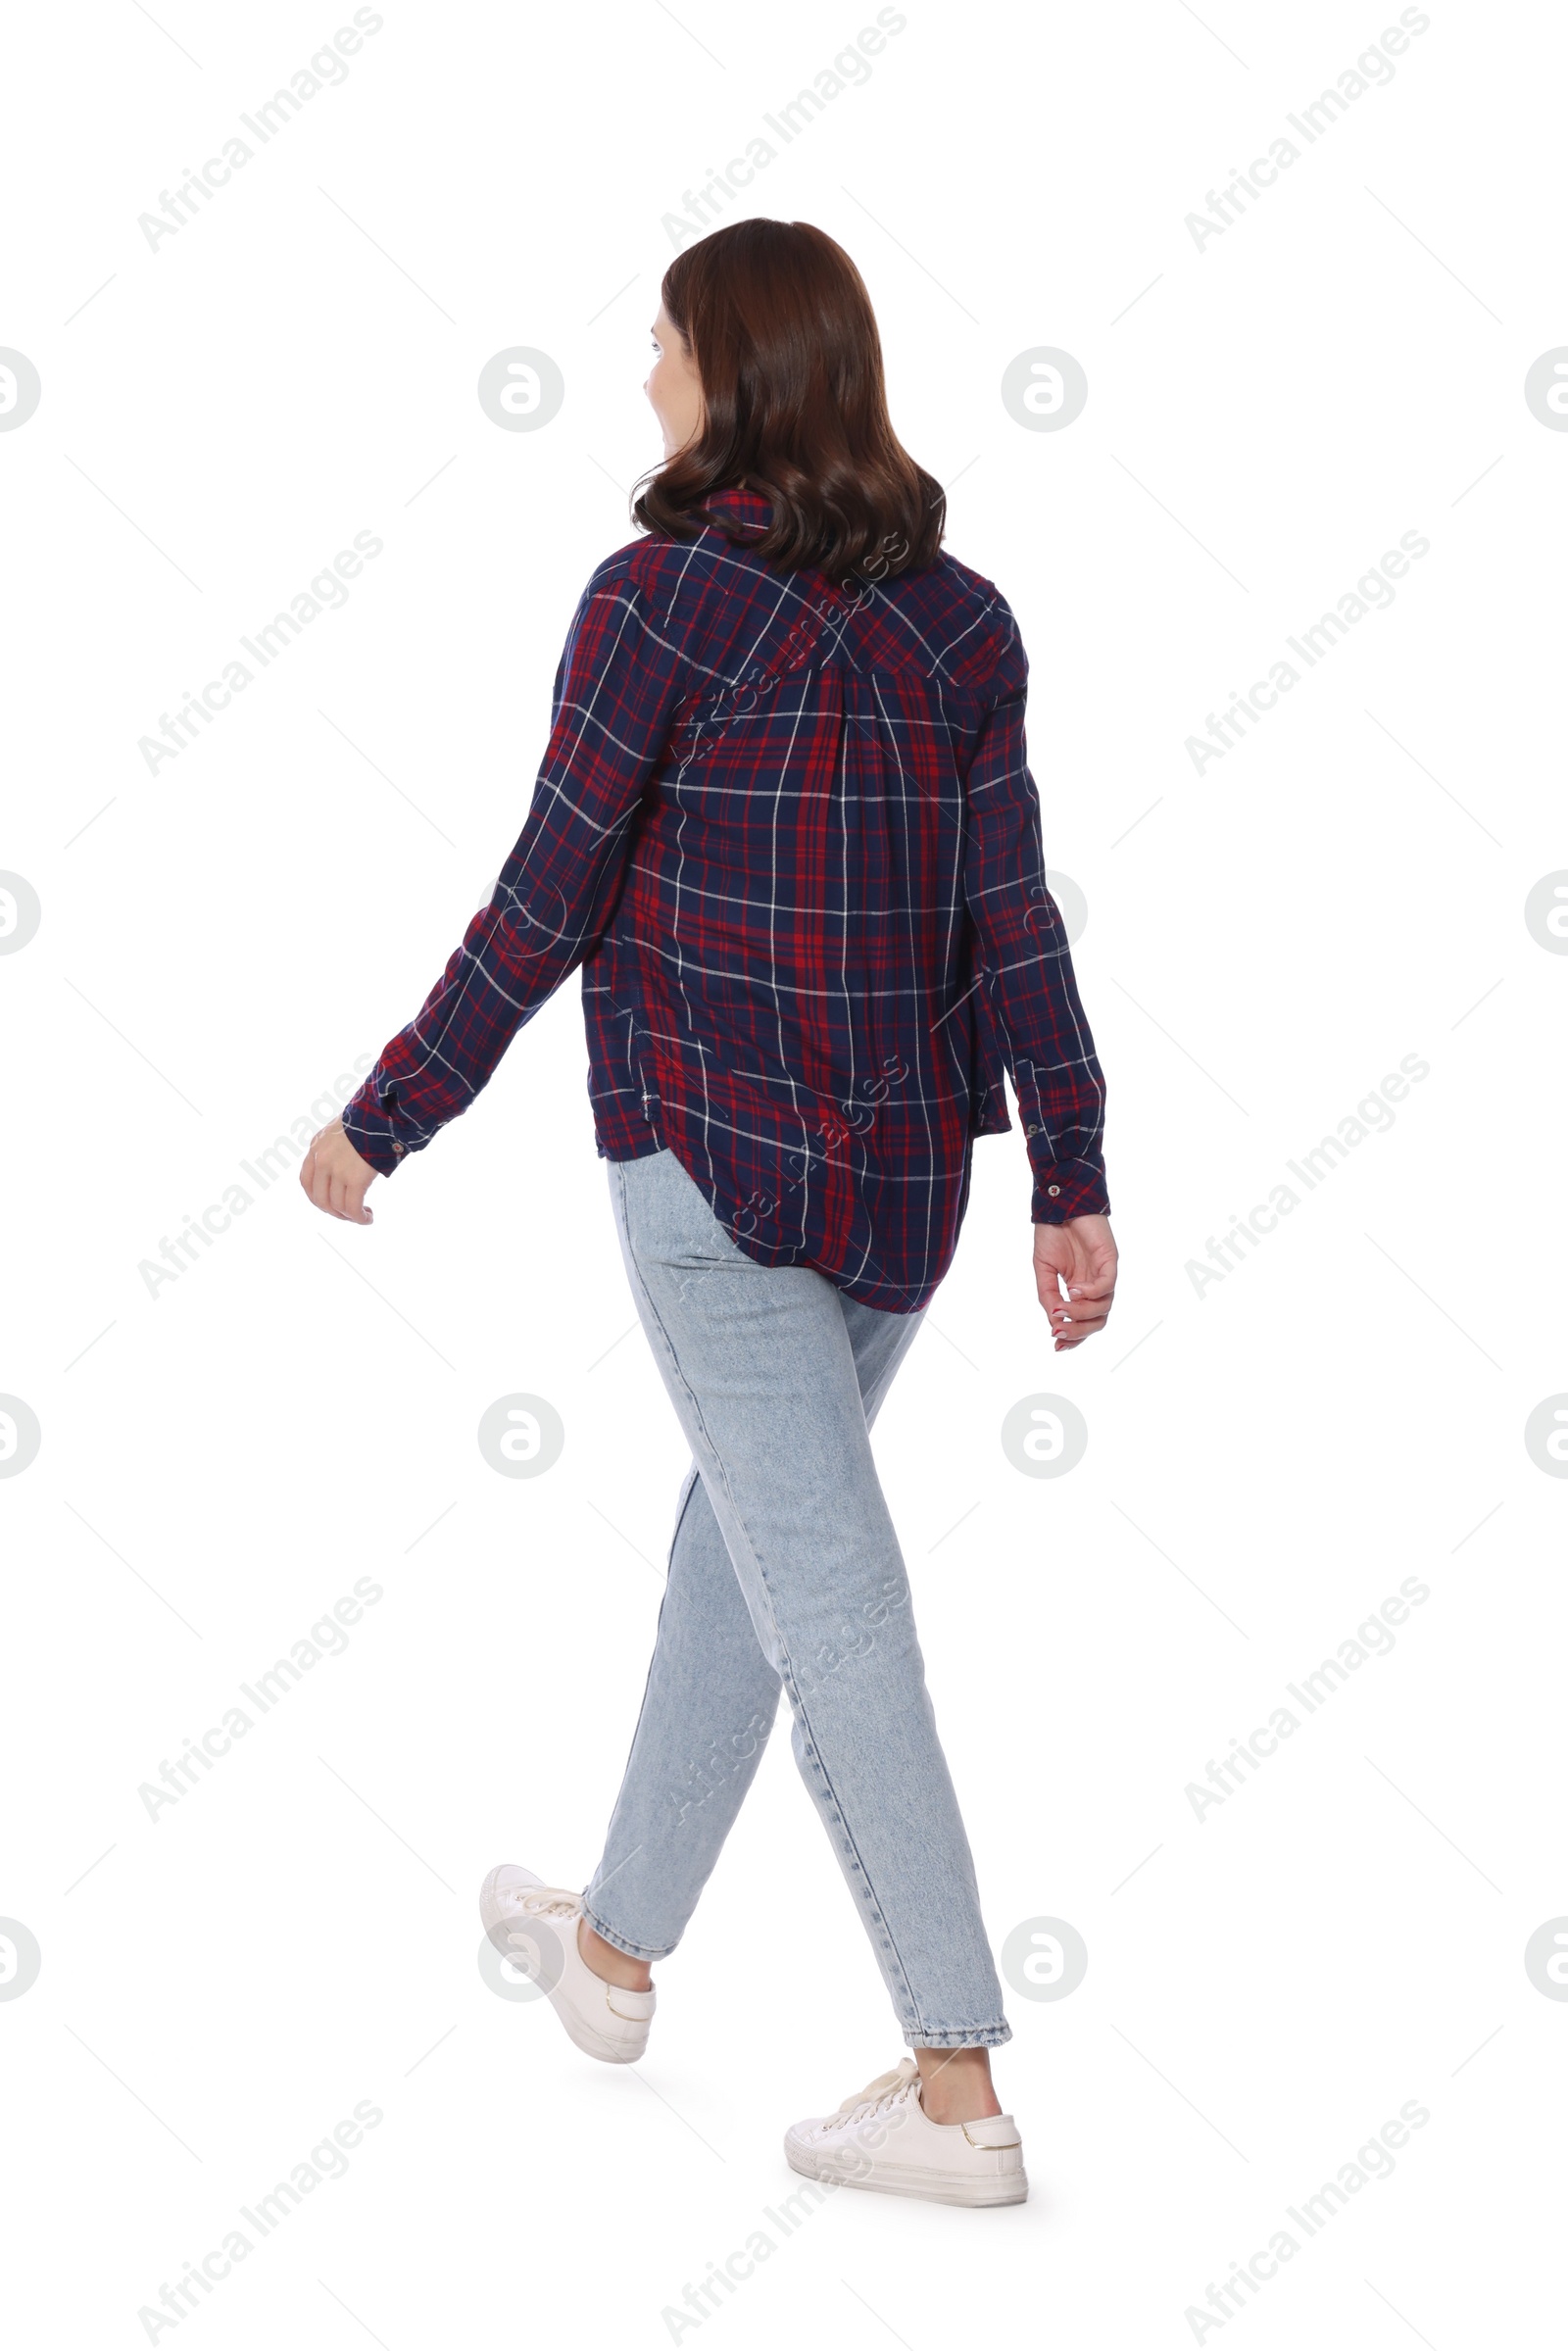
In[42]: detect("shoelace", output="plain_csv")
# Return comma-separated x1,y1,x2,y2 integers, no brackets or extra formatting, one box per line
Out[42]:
505,1886,579,1921
828,2059,918,2127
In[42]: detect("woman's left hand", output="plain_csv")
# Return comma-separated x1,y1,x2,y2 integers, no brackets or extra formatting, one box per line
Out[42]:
300,1116,378,1224
1033,1214,1117,1350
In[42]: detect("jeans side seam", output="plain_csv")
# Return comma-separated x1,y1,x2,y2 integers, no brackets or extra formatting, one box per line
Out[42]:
582,1466,704,1924
784,1298,928,2033
775,1652,925,2033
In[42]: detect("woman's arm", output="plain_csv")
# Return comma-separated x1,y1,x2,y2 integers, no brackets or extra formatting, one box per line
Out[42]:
959,619,1110,1228
302,553,689,1222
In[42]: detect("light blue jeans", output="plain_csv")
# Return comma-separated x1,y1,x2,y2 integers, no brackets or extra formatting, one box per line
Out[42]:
582,1146,1010,2049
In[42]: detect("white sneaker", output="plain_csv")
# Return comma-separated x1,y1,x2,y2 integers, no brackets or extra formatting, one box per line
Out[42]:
479,1864,656,2065
784,2056,1027,2207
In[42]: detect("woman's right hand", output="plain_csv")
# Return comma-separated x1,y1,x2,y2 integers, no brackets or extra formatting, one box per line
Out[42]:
299,1116,378,1225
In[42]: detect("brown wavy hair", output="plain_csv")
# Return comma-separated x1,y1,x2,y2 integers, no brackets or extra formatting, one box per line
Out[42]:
631,219,945,584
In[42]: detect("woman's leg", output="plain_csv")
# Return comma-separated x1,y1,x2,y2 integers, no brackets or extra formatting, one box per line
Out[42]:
581,1460,784,1960
588,1147,1009,2053
582,1187,930,1963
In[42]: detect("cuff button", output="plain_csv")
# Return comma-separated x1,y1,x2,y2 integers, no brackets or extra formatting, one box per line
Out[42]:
1047,1183,1060,1197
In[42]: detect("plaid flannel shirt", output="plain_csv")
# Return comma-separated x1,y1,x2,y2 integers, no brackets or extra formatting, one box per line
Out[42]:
341,489,1108,1312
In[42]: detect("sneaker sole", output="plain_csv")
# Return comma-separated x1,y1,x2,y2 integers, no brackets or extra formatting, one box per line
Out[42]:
555,2005,645,2065
784,2142,1028,2208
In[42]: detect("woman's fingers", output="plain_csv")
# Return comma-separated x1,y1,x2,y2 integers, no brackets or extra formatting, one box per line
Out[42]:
1048,1278,1114,1347
304,1138,332,1213
1054,1302,1110,1337
328,1158,368,1223
1054,1309,1109,1348
336,1168,372,1224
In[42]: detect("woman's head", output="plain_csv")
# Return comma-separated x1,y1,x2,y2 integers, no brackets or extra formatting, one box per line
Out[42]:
634,219,944,584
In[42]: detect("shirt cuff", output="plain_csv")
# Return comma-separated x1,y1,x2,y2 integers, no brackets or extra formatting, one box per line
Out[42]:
340,1078,418,1179
1031,1176,1110,1224
1023,1125,1109,1223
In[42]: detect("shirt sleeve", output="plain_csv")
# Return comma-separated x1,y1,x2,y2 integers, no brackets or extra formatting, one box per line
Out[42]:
341,554,688,1176
960,612,1110,1224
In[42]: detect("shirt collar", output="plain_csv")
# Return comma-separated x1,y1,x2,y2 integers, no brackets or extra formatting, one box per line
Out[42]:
699,484,773,532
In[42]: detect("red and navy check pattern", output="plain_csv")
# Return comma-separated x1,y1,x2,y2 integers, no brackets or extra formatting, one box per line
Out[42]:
342,490,1108,1311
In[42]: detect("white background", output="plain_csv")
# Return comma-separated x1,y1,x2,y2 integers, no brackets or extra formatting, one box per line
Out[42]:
3,1,1564,2343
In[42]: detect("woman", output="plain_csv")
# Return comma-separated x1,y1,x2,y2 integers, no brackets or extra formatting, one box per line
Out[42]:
301,218,1116,2207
